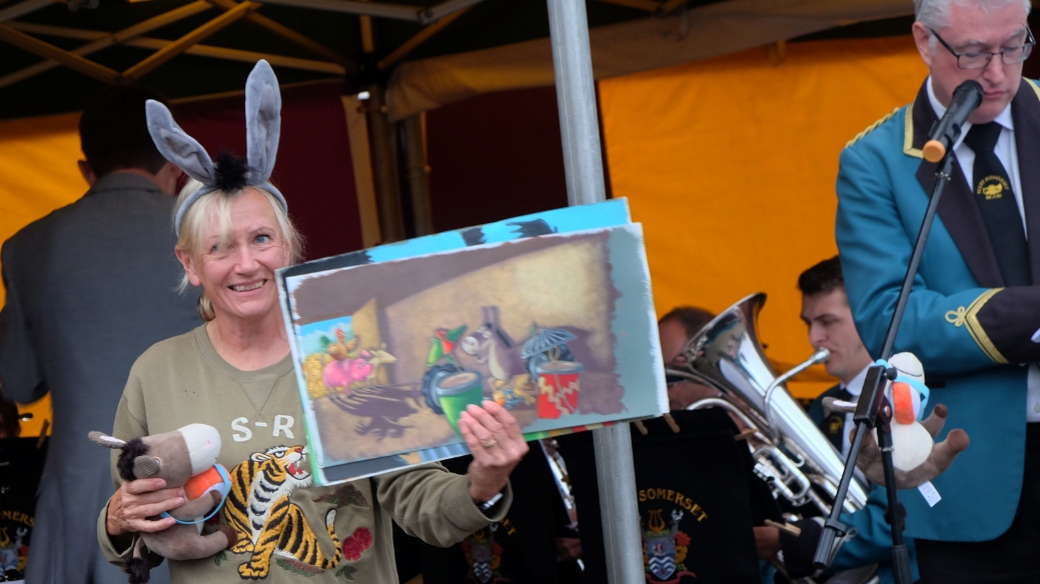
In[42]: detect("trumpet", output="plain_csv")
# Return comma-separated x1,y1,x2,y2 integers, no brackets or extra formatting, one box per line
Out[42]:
667,293,869,516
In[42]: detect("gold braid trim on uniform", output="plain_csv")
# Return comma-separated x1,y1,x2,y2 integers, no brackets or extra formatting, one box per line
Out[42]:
903,100,923,158
1028,78,1040,101
845,106,902,149
945,288,1008,364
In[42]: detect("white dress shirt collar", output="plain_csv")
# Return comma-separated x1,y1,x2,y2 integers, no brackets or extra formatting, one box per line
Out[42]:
842,364,871,398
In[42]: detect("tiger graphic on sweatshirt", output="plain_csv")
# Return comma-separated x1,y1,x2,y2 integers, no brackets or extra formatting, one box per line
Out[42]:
223,445,342,579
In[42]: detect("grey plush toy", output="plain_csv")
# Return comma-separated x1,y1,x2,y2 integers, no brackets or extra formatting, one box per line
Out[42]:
91,425,236,584
144,59,288,233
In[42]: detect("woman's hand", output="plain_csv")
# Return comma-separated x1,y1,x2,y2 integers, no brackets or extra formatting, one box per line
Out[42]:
106,478,185,537
458,401,529,504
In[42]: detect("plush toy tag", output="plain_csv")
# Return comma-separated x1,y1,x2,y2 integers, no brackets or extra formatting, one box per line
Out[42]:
918,481,941,507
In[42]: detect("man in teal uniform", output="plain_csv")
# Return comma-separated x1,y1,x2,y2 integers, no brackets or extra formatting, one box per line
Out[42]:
756,257,918,583
836,0,1040,580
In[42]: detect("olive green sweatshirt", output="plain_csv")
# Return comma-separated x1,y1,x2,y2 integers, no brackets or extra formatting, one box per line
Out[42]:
97,324,510,583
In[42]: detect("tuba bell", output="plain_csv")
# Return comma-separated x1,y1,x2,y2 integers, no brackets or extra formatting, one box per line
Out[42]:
667,293,869,516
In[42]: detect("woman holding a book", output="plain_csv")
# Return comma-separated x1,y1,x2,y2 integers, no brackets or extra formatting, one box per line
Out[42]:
96,61,527,584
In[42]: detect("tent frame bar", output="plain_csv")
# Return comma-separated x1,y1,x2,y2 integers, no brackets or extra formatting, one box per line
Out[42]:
378,6,470,70
0,24,123,83
0,0,53,25
205,0,355,68
237,0,484,22
0,0,355,88
418,0,483,24
245,0,419,21
123,0,257,80
0,0,477,88
0,1,210,88
5,21,344,74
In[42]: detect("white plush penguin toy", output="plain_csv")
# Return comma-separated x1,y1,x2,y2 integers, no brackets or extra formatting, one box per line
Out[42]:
825,351,970,489
886,352,933,471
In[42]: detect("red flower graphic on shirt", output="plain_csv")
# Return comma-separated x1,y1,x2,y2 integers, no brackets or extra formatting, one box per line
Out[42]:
341,527,373,561
354,527,373,549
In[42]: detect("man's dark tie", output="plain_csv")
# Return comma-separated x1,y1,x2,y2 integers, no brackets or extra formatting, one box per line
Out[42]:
820,387,853,451
963,121,1031,286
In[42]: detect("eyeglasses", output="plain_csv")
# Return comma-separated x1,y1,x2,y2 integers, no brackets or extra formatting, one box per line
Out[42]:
930,27,1035,69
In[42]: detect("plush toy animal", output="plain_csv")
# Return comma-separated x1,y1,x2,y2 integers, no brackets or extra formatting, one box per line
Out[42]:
823,352,970,489
90,424,236,584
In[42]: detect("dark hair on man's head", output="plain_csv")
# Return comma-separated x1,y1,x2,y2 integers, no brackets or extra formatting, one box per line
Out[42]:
659,306,715,339
798,255,845,297
79,85,170,178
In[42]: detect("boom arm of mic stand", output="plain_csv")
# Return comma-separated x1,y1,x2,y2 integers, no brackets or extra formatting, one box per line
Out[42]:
811,153,956,584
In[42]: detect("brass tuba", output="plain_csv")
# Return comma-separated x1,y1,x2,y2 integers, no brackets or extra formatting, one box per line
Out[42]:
667,293,869,516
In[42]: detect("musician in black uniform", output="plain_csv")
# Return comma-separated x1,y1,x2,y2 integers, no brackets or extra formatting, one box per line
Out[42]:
659,306,718,410
755,256,920,583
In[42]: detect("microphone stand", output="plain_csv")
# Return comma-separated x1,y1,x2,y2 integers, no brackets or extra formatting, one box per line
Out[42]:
811,151,956,584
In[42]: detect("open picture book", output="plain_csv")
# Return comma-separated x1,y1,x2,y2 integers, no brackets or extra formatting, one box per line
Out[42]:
277,199,667,485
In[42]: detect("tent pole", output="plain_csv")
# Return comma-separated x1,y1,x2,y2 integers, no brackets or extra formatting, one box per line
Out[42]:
359,15,405,243
366,84,406,243
546,1,643,584
401,113,433,236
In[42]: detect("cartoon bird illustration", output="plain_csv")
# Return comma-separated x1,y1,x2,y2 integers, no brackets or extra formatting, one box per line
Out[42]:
325,328,359,361
426,325,467,367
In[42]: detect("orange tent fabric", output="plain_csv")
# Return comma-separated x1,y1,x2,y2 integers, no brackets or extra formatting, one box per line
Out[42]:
599,36,929,398
0,112,82,435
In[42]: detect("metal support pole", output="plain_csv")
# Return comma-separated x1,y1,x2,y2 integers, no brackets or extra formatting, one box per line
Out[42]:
547,0,607,207
546,0,642,583
591,423,643,583
401,113,434,236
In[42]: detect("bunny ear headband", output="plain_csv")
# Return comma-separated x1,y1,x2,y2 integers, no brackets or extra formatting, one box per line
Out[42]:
145,59,287,234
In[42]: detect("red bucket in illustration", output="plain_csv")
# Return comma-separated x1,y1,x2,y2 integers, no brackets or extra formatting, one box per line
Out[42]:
536,361,582,418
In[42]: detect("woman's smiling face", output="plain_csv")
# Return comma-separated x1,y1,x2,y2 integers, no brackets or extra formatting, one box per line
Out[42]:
180,188,291,324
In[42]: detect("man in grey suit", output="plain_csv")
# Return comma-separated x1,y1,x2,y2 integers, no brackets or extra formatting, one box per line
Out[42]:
0,86,199,584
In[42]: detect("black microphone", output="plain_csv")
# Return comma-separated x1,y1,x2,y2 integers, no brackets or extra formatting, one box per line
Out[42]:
923,79,984,163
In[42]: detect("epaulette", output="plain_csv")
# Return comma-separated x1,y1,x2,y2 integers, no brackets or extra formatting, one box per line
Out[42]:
845,106,902,148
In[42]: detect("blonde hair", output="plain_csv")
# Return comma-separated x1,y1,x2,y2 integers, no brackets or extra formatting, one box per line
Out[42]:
175,178,303,321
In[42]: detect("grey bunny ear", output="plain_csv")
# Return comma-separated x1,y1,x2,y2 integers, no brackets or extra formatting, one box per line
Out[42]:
245,60,281,182
145,100,216,184
89,431,126,449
